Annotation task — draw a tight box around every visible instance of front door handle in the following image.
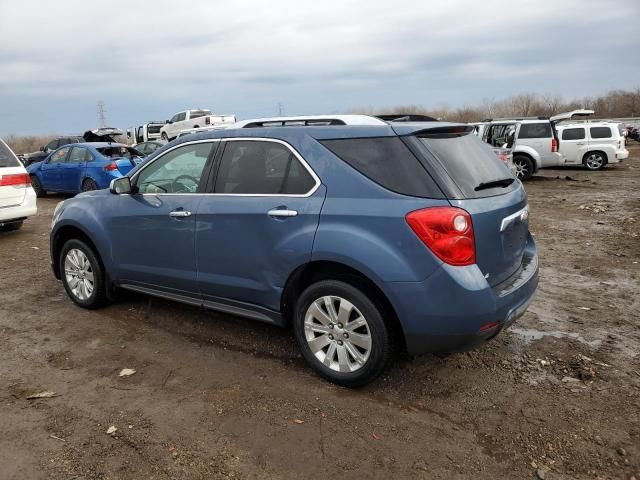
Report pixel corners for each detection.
[169,210,192,218]
[268,209,298,218]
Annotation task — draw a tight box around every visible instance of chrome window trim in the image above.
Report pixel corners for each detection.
[130,137,321,198]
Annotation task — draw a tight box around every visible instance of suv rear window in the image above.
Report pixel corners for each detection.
[320,137,442,198]
[518,123,552,139]
[0,141,20,167]
[416,130,515,198]
[590,126,612,139]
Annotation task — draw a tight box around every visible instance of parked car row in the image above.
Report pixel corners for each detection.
[473,110,629,180]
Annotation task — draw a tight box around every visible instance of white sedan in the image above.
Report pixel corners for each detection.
[0,137,37,232]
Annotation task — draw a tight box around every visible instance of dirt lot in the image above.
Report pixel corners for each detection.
[1,146,639,480]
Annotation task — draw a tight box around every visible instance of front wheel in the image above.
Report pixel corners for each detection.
[293,280,391,387]
[583,152,606,170]
[513,155,534,181]
[60,239,107,309]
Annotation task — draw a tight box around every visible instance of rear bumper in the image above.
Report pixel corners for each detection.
[0,188,37,223]
[386,235,539,355]
[614,149,629,161]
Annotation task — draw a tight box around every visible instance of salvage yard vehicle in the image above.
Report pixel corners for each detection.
[160,109,236,142]
[479,109,594,180]
[21,135,84,167]
[129,121,167,143]
[555,122,629,170]
[27,142,143,195]
[133,140,164,156]
[0,137,37,232]
[49,115,538,387]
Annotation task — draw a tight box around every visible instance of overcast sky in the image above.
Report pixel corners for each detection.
[1,0,639,135]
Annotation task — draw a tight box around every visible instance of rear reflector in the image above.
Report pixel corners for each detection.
[551,138,558,152]
[0,173,31,187]
[479,321,500,332]
[406,207,476,266]
[104,162,118,171]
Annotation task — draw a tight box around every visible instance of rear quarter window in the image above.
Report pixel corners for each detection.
[320,137,443,198]
[562,128,586,140]
[0,141,20,167]
[590,126,612,139]
[518,123,552,139]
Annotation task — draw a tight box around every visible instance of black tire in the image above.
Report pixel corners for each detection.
[161,132,169,142]
[0,222,23,232]
[59,239,107,309]
[513,155,534,181]
[293,280,392,387]
[81,178,98,192]
[583,151,607,170]
[31,175,46,197]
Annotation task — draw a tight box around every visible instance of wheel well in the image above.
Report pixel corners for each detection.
[281,261,406,350]
[583,150,608,164]
[51,226,103,279]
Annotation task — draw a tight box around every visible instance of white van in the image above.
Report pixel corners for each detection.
[556,122,629,170]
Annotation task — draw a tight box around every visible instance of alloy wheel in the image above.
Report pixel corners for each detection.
[304,296,372,373]
[64,248,95,301]
[585,153,604,169]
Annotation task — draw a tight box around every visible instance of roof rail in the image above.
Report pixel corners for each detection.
[233,115,388,129]
[375,114,438,122]
[483,116,549,122]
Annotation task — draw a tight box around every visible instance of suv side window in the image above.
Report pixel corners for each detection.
[321,137,441,198]
[177,112,187,122]
[561,128,585,140]
[214,140,316,195]
[136,142,214,194]
[518,123,552,139]
[590,126,612,139]
[68,147,93,163]
[49,147,71,164]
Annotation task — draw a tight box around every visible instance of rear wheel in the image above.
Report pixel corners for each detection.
[81,178,98,192]
[31,175,45,197]
[583,151,606,170]
[293,280,391,387]
[60,239,107,309]
[0,221,23,232]
[513,155,534,181]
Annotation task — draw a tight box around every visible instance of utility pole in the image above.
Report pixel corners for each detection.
[277,102,284,116]
[97,101,107,127]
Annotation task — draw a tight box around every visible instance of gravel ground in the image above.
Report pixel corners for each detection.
[0,145,639,479]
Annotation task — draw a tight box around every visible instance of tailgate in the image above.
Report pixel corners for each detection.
[452,185,529,287]
[0,167,28,208]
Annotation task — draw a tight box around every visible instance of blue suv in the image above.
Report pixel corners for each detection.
[50,116,538,387]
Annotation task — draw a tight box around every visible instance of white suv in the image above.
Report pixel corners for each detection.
[556,122,629,170]
[0,138,37,232]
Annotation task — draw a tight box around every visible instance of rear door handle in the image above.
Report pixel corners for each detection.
[169,210,192,218]
[268,209,298,218]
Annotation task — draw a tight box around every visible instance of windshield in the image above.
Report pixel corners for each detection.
[97,146,142,159]
[416,131,516,198]
[0,140,21,167]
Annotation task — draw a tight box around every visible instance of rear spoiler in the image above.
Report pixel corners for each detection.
[410,125,474,137]
[376,114,438,122]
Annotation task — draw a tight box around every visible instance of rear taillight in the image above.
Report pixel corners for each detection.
[551,138,558,152]
[497,154,508,163]
[406,207,476,266]
[0,173,31,187]
[104,162,118,171]
[205,117,211,125]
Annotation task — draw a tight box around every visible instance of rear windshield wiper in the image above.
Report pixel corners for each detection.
[474,178,515,191]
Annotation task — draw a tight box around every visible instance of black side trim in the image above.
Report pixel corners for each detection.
[119,283,284,326]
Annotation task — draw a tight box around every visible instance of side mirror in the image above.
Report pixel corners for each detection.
[110,177,132,195]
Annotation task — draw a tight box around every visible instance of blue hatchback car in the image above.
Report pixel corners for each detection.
[27,142,143,196]
[49,116,538,387]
